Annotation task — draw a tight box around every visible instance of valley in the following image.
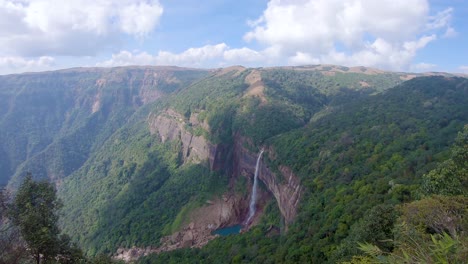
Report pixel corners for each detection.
[0,65,466,263]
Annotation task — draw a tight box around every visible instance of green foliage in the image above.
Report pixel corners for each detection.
[11,173,63,262]
[333,205,397,262]
[139,200,283,264]
[0,67,207,186]
[261,68,403,98]
[234,100,305,144]
[60,123,228,255]
[348,126,468,264]
[1,66,467,264]
[164,200,201,235]
[10,173,85,263]
[398,195,467,238]
[421,124,468,196]
[357,195,468,264]
[0,188,30,264]
[140,76,466,263]
[265,76,467,262]
[340,255,374,264]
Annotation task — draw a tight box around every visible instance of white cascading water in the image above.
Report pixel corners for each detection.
[246,149,264,224]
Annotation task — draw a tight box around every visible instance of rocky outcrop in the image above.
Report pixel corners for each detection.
[148,109,231,171]
[148,109,212,164]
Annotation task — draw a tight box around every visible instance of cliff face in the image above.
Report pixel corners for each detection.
[148,109,231,171]
[148,110,302,226]
[232,136,301,225]
[148,109,212,164]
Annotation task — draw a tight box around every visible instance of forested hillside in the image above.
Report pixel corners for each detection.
[0,66,208,186]
[0,65,466,263]
[141,74,468,263]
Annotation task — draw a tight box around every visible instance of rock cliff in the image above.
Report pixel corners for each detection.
[232,135,301,225]
[148,109,302,226]
[148,109,212,164]
[116,84,304,261]
[148,109,231,171]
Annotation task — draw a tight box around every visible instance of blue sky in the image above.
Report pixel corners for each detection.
[0,0,466,75]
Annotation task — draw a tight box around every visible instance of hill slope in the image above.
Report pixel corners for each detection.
[0,65,466,263]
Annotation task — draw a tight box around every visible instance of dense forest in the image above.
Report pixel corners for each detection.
[0,65,466,263]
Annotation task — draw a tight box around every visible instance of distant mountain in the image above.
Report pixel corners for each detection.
[0,65,466,263]
[0,66,208,186]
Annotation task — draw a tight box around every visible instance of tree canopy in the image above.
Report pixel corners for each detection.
[9,173,83,264]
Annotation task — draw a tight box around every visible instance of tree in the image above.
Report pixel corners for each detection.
[10,173,83,264]
[354,196,468,264]
[0,188,29,264]
[421,124,468,196]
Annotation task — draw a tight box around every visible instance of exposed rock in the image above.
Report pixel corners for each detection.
[114,194,250,262]
[127,108,303,261]
[148,109,212,164]
[232,135,301,226]
[182,231,194,247]
[148,110,302,226]
[148,109,230,171]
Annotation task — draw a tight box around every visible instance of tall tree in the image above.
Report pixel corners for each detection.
[10,173,68,264]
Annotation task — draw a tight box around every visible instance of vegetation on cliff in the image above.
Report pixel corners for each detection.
[139,76,468,263]
[0,66,466,263]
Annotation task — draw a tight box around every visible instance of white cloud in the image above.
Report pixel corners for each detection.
[3,0,455,74]
[118,2,164,37]
[0,0,163,57]
[443,27,457,38]
[410,62,437,72]
[459,66,468,74]
[98,44,230,68]
[426,8,453,31]
[0,56,55,74]
[288,52,319,65]
[156,44,228,66]
[223,48,264,63]
[98,45,268,68]
[96,50,157,67]
[243,0,454,70]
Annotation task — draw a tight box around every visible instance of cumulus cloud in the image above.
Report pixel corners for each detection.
[3,0,456,74]
[101,0,455,70]
[97,44,267,68]
[0,56,55,74]
[0,0,163,57]
[156,44,228,66]
[243,0,454,70]
[223,48,264,63]
[96,50,157,67]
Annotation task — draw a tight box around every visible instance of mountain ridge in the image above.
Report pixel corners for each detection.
[0,65,466,263]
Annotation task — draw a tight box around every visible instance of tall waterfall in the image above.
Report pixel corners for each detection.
[246,149,264,224]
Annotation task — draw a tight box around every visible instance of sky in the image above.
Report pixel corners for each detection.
[0,0,467,75]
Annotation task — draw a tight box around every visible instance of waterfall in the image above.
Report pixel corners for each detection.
[246,149,264,224]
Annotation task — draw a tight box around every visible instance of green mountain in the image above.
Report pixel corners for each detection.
[0,65,466,263]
